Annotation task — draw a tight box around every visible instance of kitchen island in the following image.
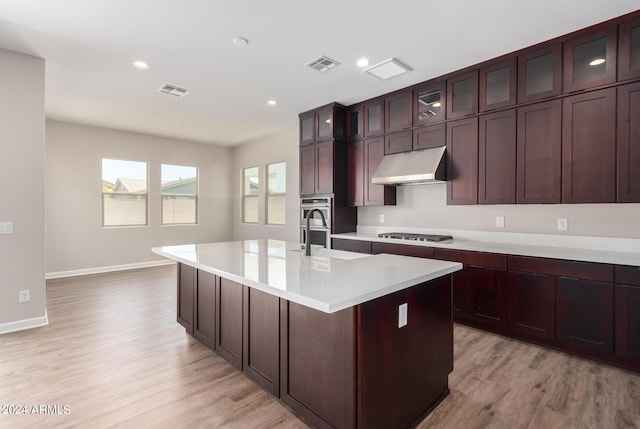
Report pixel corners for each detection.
[153,239,462,429]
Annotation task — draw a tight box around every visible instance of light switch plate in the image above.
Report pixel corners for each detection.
[0,222,13,234]
[398,303,408,328]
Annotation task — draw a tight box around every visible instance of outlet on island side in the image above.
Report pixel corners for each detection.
[398,303,408,328]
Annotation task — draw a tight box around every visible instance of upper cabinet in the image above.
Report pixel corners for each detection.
[518,44,562,103]
[563,26,617,92]
[299,111,315,146]
[413,80,446,127]
[346,103,364,141]
[299,103,346,145]
[617,82,640,203]
[385,89,413,132]
[480,58,517,112]
[363,98,384,137]
[447,70,478,119]
[618,17,640,81]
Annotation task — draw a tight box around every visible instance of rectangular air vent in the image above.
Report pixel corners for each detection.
[363,58,411,80]
[307,55,340,73]
[158,83,190,97]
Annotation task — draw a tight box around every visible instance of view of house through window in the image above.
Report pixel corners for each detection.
[243,167,259,223]
[102,159,148,227]
[267,162,286,225]
[162,164,197,224]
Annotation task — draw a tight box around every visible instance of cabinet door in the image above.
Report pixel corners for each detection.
[364,137,396,206]
[617,82,640,202]
[299,111,315,145]
[194,270,216,349]
[413,123,445,151]
[216,277,243,369]
[315,140,334,195]
[507,271,555,341]
[331,238,372,254]
[315,105,334,142]
[433,249,466,320]
[478,109,516,204]
[299,145,315,196]
[556,277,613,355]
[466,266,508,329]
[347,104,364,141]
[480,58,517,112]
[371,242,434,258]
[346,140,364,206]
[517,100,562,204]
[447,70,478,119]
[615,266,640,362]
[384,130,412,155]
[364,98,384,137]
[243,287,280,396]
[619,18,640,81]
[413,80,446,126]
[562,88,616,203]
[177,263,195,334]
[385,89,412,132]
[446,117,478,205]
[518,44,562,103]
[563,26,617,92]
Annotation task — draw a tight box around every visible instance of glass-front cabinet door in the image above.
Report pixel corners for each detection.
[315,106,333,142]
[447,70,478,119]
[299,111,314,145]
[480,58,517,111]
[413,80,446,126]
[518,44,562,103]
[619,17,640,81]
[564,26,617,92]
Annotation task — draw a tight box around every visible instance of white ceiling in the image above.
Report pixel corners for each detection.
[0,1,637,147]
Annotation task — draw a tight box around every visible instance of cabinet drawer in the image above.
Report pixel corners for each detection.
[332,238,372,254]
[434,248,506,269]
[508,256,613,283]
[617,265,640,286]
[371,242,434,258]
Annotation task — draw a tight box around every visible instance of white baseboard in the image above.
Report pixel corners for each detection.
[45,260,175,280]
[0,311,49,335]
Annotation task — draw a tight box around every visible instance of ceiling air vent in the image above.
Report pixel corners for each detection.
[363,58,411,80]
[307,55,340,73]
[157,83,190,97]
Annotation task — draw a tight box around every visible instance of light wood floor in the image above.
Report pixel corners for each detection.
[1,265,639,429]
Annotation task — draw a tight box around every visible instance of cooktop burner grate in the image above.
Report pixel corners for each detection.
[377,232,453,242]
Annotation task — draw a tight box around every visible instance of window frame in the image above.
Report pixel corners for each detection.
[242,166,260,224]
[161,164,198,226]
[101,158,149,228]
[266,161,287,226]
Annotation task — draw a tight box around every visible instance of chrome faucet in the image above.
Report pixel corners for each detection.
[305,208,328,256]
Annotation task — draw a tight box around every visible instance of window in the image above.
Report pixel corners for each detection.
[161,164,197,225]
[243,166,259,223]
[267,162,286,225]
[102,159,147,227]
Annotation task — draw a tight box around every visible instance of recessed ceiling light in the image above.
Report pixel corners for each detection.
[267,100,277,106]
[357,58,370,68]
[233,37,249,47]
[133,60,149,70]
[589,58,606,66]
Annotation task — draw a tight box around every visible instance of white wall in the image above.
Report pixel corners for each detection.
[45,120,233,274]
[232,125,299,242]
[358,184,640,239]
[0,49,46,330]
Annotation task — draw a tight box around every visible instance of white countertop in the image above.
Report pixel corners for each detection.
[332,230,640,267]
[152,240,462,313]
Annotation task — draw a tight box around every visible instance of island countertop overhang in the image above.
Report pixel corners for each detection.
[152,239,462,313]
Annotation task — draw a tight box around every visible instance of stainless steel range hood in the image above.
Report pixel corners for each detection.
[371,145,446,185]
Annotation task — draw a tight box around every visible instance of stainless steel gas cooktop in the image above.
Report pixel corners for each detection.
[377,232,453,242]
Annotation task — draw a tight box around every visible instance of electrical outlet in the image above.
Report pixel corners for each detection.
[379,214,385,223]
[398,303,408,328]
[557,218,568,231]
[19,289,30,303]
[496,216,505,228]
[0,222,13,234]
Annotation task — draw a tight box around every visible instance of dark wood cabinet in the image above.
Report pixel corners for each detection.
[194,270,216,349]
[413,123,446,151]
[331,238,372,254]
[364,98,384,137]
[413,80,446,126]
[346,103,364,141]
[617,82,640,202]
[364,137,396,206]
[507,270,555,341]
[300,140,346,200]
[346,140,364,206]
[615,265,640,364]
[243,286,280,396]
[216,277,243,369]
[563,26,617,92]
[480,58,517,112]
[371,242,434,258]
[385,89,413,132]
[447,70,478,119]
[517,100,562,204]
[518,43,562,103]
[177,263,195,334]
[314,140,334,195]
[446,117,478,205]
[556,277,614,355]
[384,130,412,155]
[562,88,616,203]
[466,265,508,329]
[299,103,346,145]
[478,109,516,204]
[299,144,315,196]
[619,17,640,81]
[299,111,315,146]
